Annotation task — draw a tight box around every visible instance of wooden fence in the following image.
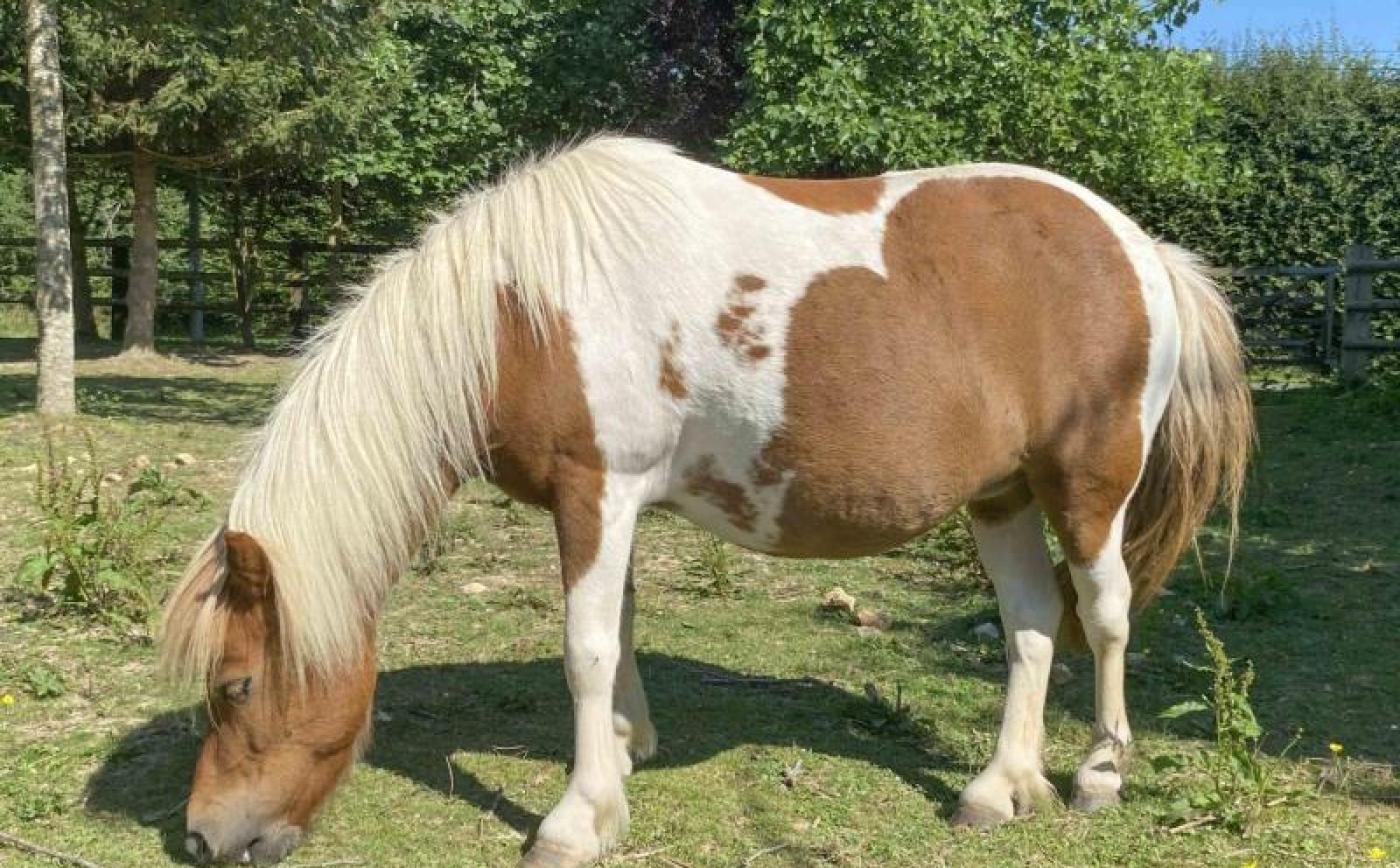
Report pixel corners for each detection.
[0,236,393,346]
[1221,244,1400,384]
[2,237,1398,383]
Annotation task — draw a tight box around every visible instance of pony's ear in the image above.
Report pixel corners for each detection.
[223,531,272,597]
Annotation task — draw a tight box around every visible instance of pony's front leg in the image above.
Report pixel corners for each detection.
[955,502,1062,827]
[613,561,656,770]
[524,471,643,868]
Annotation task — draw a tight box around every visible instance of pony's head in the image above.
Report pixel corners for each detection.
[162,531,376,865]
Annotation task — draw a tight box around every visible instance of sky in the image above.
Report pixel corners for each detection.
[1168,0,1400,54]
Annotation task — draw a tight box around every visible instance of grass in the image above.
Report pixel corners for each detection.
[1,347,1397,867]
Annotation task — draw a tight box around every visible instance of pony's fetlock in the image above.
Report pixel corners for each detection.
[1072,736,1129,812]
[534,779,629,867]
[955,762,1055,827]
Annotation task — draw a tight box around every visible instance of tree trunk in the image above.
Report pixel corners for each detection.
[123,148,158,353]
[66,172,97,340]
[25,0,76,415]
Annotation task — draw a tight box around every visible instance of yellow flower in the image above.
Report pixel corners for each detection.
[1328,741,1344,755]
[1242,860,1259,868]
[1369,847,1387,861]
[0,693,14,706]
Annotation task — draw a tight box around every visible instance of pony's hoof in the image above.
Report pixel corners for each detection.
[520,839,593,868]
[1070,787,1122,813]
[627,719,658,764]
[952,802,1012,829]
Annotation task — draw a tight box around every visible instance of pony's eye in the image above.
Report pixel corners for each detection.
[222,676,253,704]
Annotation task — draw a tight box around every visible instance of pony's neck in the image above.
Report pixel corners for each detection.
[223,136,684,679]
[227,229,490,678]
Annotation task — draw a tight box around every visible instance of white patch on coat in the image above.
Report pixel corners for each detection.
[566,162,910,550]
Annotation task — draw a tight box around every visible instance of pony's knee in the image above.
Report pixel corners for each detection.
[1068,541,1133,649]
[1075,587,1130,648]
[565,632,622,689]
[1006,625,1056,666]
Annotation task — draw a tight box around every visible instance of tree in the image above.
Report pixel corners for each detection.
[324,0,721,236]
[25,0,75,415]
[1128,40,1400,266]
[42,0,406,351]
[721,0,1217,196]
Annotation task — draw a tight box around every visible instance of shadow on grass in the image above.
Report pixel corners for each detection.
[0,336,294,365]
[1,336,284,423]
[0,373,277,423]
[0,336,121,364]
[85,654,960,861]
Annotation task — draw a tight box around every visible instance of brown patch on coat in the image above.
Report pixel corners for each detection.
[743,175,885,215]
[684,455,758,532]
[486,290,605,589]
[185,531,377,859]
[717,274,772,364]
[659,323,688,399]
[735,274,766,294]
[761,175,1149,560]
[749,436,787,488]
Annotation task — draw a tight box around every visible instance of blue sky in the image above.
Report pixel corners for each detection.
[1168,0,1400,53]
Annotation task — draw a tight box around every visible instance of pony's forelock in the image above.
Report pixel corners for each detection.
[159,530,229,687]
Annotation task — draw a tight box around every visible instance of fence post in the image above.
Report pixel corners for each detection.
[232,234,257,349]
[288,240,310,340]
[110,238,129,341]
[1340,243,1374,386]
[187,178,205,344]
[328,179,344,290]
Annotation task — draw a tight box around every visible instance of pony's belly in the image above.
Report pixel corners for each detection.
[660,448,960,558]
[761,487,954,558]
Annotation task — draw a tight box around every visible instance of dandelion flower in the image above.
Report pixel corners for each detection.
[1368,847,1387,861]
[1243,860,1259,868]
[1328,741,1344,755]
[0,693,13,706]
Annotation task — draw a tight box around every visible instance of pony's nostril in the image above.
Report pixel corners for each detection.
[185,831,212,863]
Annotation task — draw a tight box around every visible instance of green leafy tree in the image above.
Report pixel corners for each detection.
[721,0,1218,196]
[1129,40,1400,266]
[326,0,658,235]
[0,0,408,350]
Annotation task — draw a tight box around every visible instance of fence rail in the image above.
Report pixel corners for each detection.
[2,237,1397,383]
[1206,243,1399,383]
[0,235,393,345]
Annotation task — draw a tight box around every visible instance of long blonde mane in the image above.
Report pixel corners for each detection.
[160,136,685,684]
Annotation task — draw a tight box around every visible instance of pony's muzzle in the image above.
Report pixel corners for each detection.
[185,820,302,864]
[185,830,213,863]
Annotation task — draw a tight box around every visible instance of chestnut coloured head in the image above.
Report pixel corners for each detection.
[182,532,376,865]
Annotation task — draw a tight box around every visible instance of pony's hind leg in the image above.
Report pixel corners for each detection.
[524,471,645,868]
[954,492,1062,827]
[1063,513,1134,811]
[1026,429,1143,814]
[613,560,656,771]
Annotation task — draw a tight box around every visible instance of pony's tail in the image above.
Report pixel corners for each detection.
[1059,244,1253,649]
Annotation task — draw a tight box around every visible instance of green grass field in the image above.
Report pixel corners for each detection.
[1,341,1396,867]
